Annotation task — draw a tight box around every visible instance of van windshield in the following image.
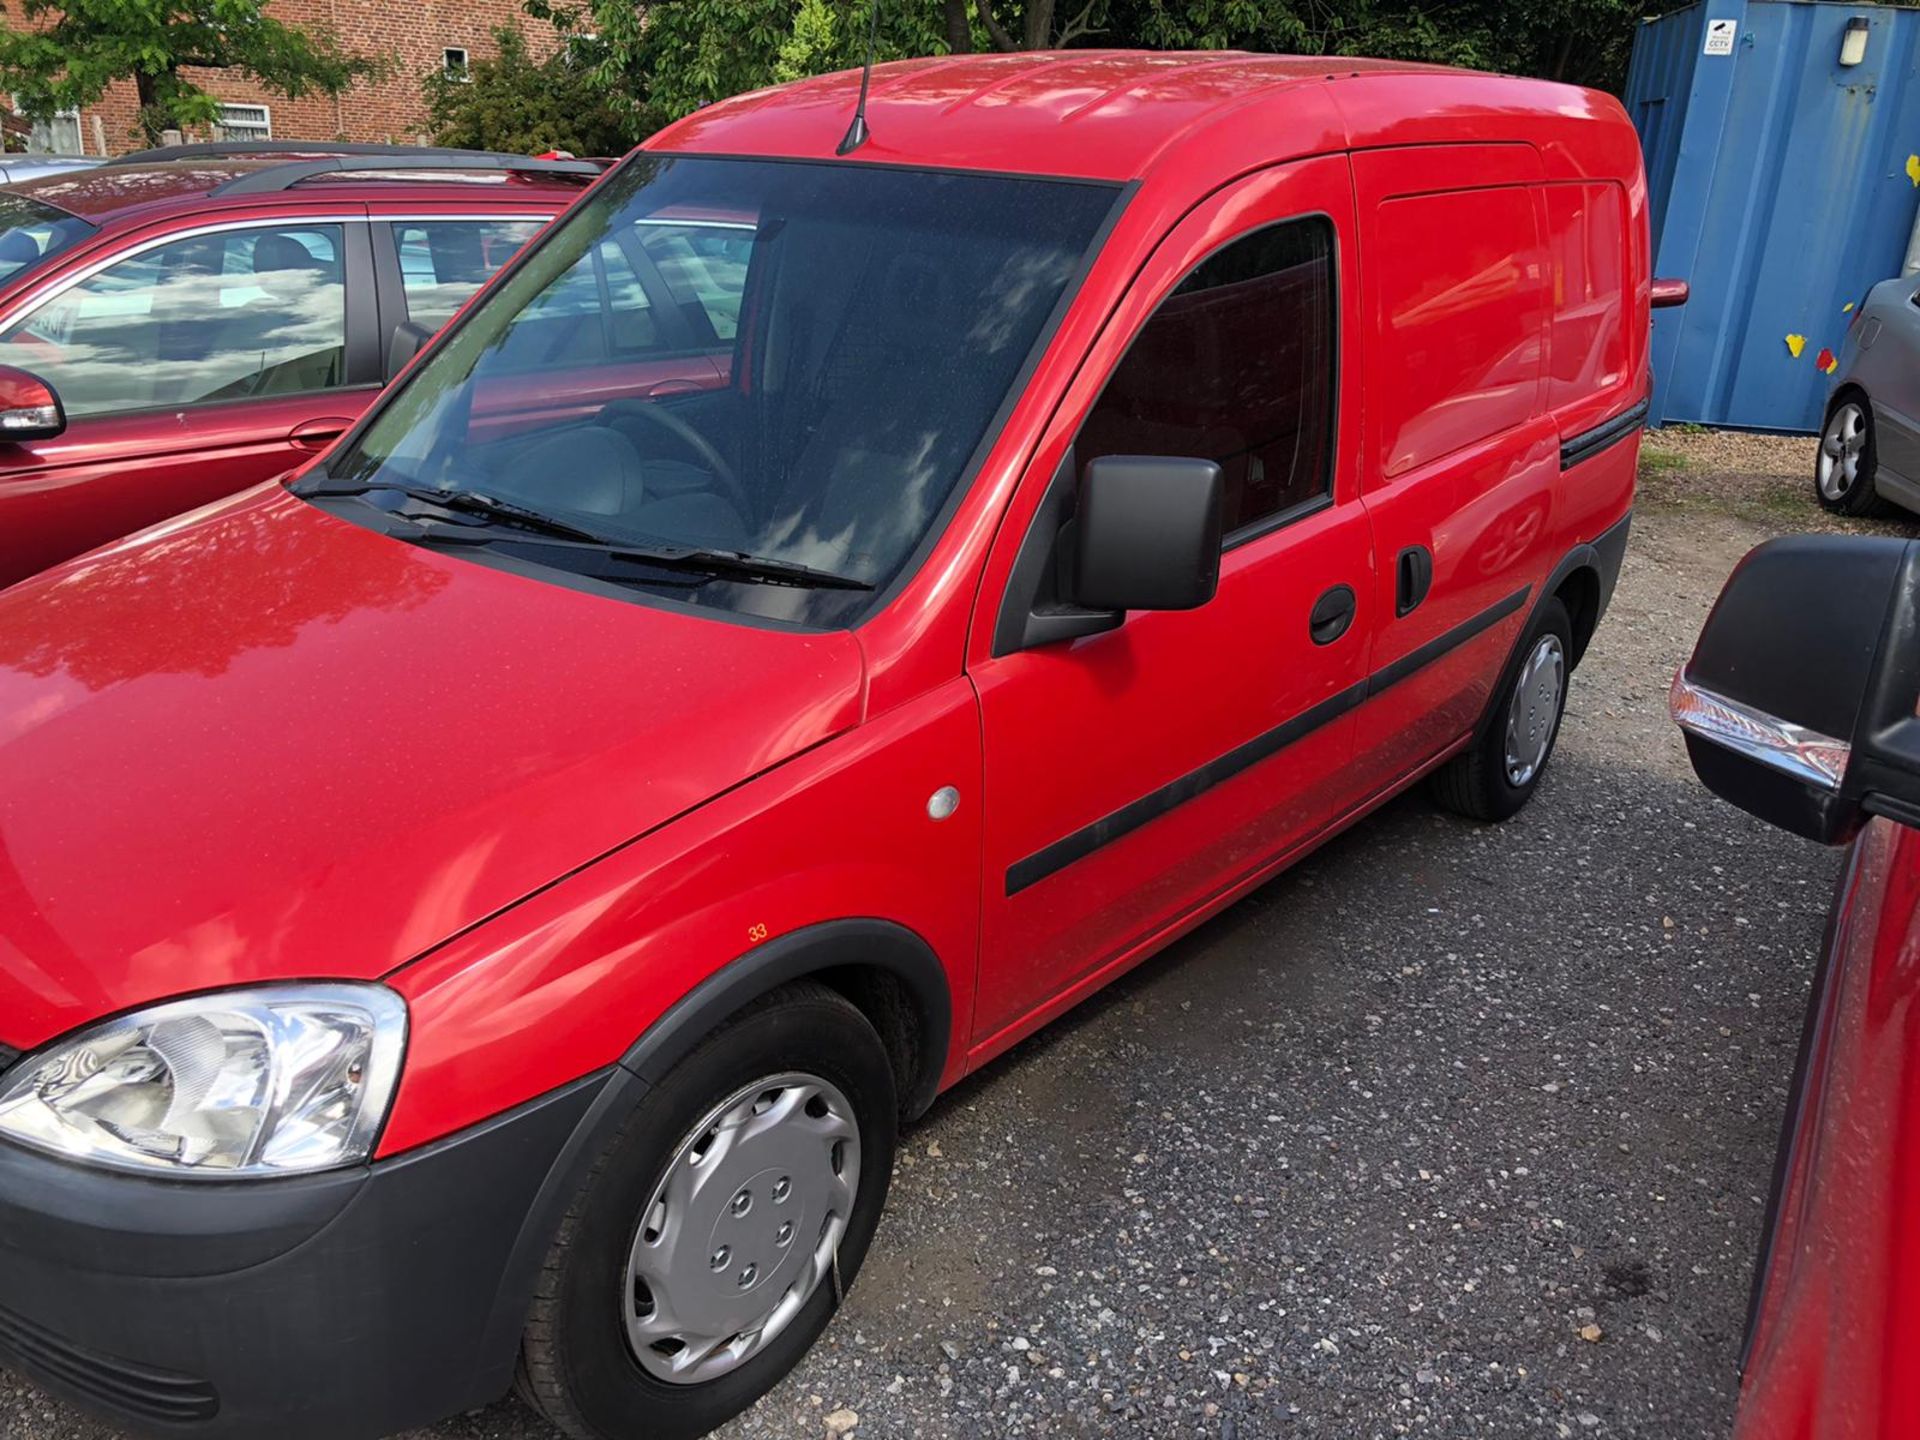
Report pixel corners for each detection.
[318,155,1119,626]
[0,193,96,287]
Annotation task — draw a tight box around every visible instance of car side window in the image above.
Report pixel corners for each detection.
[392,219,545,330]
[486,220,753,370]
[636,221,752,343]
[0,223,349,418]
[1077,216,1337,538]
[490,237,661,369]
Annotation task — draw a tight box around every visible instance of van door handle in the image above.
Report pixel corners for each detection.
[288,417,353,451]
[1309,584,1357,645]
[1396,546,1433,616]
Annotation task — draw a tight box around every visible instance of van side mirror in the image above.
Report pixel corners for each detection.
[0,364,65,442]
[1071,455,1224,613]
[1671,535,1920,843]
[385,320,435,381]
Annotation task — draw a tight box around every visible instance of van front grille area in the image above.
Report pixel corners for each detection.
[0,1301,219,1424]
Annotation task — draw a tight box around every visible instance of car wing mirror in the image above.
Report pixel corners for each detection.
[1671,535,1920,843]
[385,320,435,382]
[0,364,65,442]
[1070,455,1224,613]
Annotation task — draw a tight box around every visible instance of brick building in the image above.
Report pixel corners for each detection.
[6,0,563,156]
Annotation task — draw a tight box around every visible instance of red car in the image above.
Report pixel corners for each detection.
[0,54,1660,1440]
[0,142,610,587]
[1673,535,1920,1440]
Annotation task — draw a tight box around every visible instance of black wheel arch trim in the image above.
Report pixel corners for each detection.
[614,918,952,1117]
[1466,510,1632,741]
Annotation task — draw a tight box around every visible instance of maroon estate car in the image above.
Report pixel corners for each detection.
[0,143,617,587]
[1672,534,1920,1440]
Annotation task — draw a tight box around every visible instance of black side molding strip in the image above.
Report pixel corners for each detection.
[1005,682,1367,896]
[1561,397,1650,471]
[1005,584,1531,896]
[1366,586,1529,697]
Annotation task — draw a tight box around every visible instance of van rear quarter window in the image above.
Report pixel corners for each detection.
[1370,185,1548,478]
[1542,182,1630,415]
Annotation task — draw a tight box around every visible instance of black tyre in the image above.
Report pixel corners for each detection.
[518,982,897,1440]
[1815,393,1890,517]
[1430,595,1572,822]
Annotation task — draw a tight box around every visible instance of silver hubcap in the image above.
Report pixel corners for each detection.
[1503,634,1565,787]
[624,1072,860,1385]
[1819,402,1867,499]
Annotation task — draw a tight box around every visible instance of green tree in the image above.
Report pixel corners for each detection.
[528,0,948,131]
[0,0,386,146]
[527,0,1663,126]
[425,25,641,156]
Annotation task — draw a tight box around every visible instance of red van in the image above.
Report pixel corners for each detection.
[0,54,1655,1440]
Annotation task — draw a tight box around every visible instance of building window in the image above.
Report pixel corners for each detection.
[26,109,85,156]
[215,103,272,142]
[443,48,471,80]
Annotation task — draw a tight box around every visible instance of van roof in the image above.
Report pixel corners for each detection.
[649,50,1621,183]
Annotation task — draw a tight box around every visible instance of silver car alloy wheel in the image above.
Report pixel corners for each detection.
[624,1072,861,1385]
[1818,400,1868,501]
[1503,634,1566,787]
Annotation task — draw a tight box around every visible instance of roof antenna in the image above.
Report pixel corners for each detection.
[837,0,882,155]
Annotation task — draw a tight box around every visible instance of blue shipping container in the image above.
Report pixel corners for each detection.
[1625,0,1920,432]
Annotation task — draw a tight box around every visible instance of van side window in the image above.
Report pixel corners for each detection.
[1077,216,1336,538]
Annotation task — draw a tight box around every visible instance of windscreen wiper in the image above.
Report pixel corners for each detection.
[604,543,874,591]
[379,515,872,592]
[298,478,871,591]
[295,479,608,544]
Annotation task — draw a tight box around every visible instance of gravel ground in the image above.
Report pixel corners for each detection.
[5,429,1906,1440]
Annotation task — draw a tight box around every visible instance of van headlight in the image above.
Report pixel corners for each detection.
[0,985,406,1177]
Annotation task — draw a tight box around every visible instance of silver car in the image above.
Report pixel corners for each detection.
[1819,274,1920,519]
[0,155,105,184]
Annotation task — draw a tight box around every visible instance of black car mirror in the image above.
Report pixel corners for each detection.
[1070,455,1224,613]
[385,321,435,381]
[1671,535,1920,843]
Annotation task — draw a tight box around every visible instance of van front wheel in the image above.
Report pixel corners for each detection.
[517,982,897,1440]
[1430,596,1572,822]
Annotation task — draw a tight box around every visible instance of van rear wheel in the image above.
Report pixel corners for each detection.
[517,982,897,1440]
[1430,596,1572,822]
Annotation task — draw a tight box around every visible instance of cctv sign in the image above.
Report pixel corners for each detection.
[1703,18,1738,55]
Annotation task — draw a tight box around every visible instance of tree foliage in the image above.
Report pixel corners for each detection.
[425,25,641,157]
[0,0,385,145]
[531,0,1654,136]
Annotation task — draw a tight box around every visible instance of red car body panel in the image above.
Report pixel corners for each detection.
[1734,817,1920,1440]
[0,57,1648,1171]
[0,176,578,588]
[0,485,865,1049]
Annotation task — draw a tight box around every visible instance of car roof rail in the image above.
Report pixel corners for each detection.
[200,152,609,196]
[113,139,603,167]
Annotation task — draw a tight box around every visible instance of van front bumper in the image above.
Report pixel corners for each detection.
[0,1071,613,1439]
